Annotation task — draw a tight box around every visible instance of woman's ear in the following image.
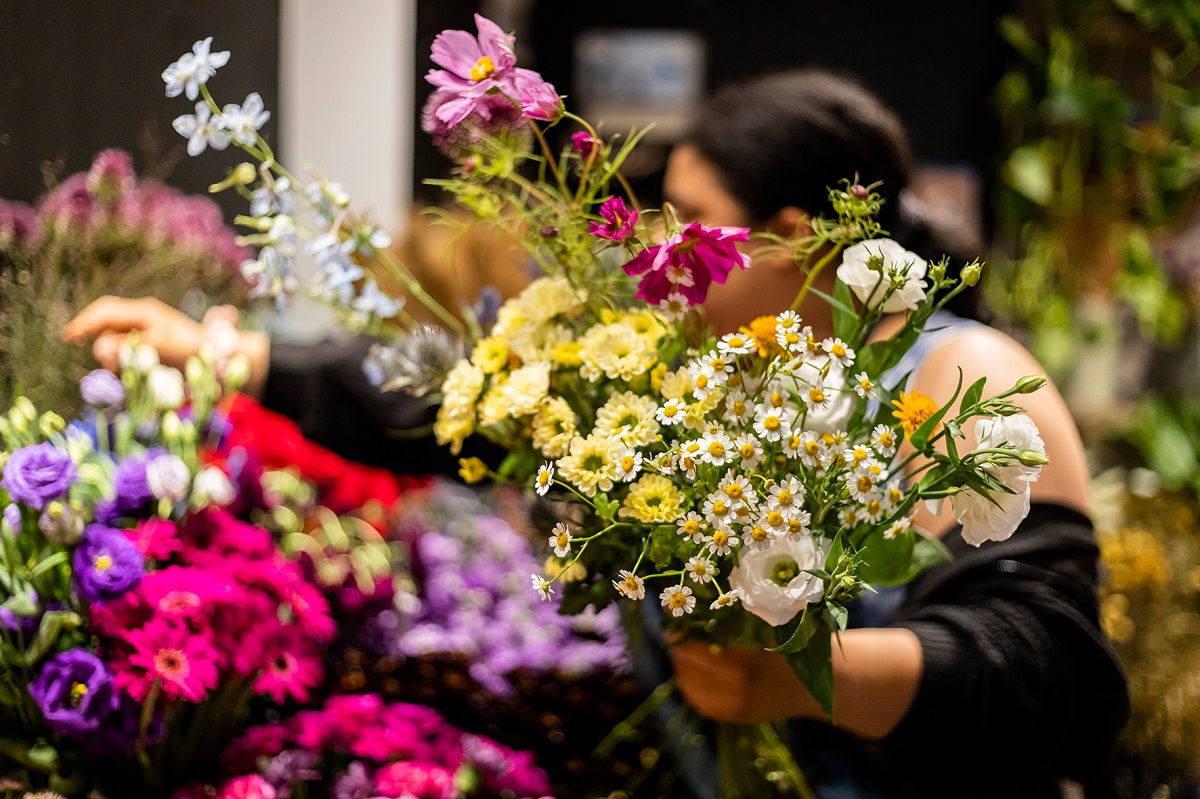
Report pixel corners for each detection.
[764,206,811,239]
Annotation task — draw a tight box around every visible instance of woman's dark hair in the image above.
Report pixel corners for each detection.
[681,68,986,319]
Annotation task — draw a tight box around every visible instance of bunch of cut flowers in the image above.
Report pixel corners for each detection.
[0,148,247,416]
[168,18,1052,795]
[0,345,335,798]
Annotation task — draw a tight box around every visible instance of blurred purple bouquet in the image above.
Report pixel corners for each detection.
[178,692,552,799]
[0,149,246,415]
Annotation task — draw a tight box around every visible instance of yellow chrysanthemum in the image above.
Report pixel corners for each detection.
[477,377,510,427]
[891,390,940,437]
[620,474,685,524]
[532,397,577,459]
[502,362,551,418]
[552,340,583,367]
[594,391,661,448]
[458,457,487,484]
[470,335,510,375]
[744,316,780,357]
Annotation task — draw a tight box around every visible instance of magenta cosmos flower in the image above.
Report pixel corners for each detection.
[425,14,558,127]
[622,222,751,305]
[588,197,638,242]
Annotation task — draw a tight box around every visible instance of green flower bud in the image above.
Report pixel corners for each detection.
[161,411,183,446]
[929,259,948,283]
[223,354,251,393]
[209,162,258,193]
[77,463,107,486]
[185,356,208,388]
[14,397,37,424]
[8,407,29,433]
[38,412,66,439]
[866,254,885,272]
[1015,375,1047,394]
[1017,449,1050,467]
[960,262,982,287]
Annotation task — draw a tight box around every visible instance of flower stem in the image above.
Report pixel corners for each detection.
[790,243,843,312]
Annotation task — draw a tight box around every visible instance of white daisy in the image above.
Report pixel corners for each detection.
[847,444,876,471]
[722,390,753,427]
[659,291,689,321]
[665,262,695,286]
[686,556,717,584]
[785,510,813,540]
[689,363,717,399]
[846,470,881,503]
[698,429,735,467]
[531,574,554,601]
[796,431,825,469]
[704,528,739,556]
[744,522,773,550]
[656,398,686,426]
[775,311,802,332]
[760,509,789,538]
[535,463,555,496]
[752,405,793,442]
[821,337,856,368]
[871,424,899,457]
[718,332,754,356]
[613,569,647,600]
[853,371,876,399]
[717,473,755,508]
[838,507,863,530]
[549,522,573,557]
[614,448,644,481]
[800,379,832,413]
[882,480,906,511]
[734,434,764,470]
[651,450,679,475]
[710,589,741,610]
[660,584,697,617]
[677,512,707,544]
[780,431,806,460]
[885,515,914,539]
[767,477,806,518]
[860,498,886,524]
[702,493,738,531]
[701,352,734,380]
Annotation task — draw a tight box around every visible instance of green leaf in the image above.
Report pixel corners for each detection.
[28,552,68,580]
[960,376,986,413]
[24,611,69,665]
[766,607,819,655]
[856,528,953,586]
[1004,145,1055,206]
[806,285,858,319]
[832,280,857,342]
[1,592,38,616]
[910,368,963,452]
[785,617,834,720]
[829,604,849,632]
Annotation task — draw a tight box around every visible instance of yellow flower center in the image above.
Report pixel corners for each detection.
[732,400,747,416]
[683,520,701,536]
[766,511,784,527]
[711,358,727,372]
[623,576,640,592]
[711,499,730,517]
[538,471,551,486]
[776,490,793,507]
[621,456,636,471]
[787,435,802,450]
[70,682,88,706]
[711,531,729,547]
[675,237,699,255]
[770,391,785,408]
[878,431,895,448]
[832,343,846,357]
[889,488,904,504]
[857,476,875,494]
[860,378,872,390]
[694,373,709,390]
[662,404,679,417]
[751,525,769,542]
[728,336,746,348]
[787,519,805,534]
[470,56,496,81]
[739,443,756,459]
[555,533,570,548]
[764,416,781,431]
[866,500,883,516]
[94,554,113,573]
[804,441,820,456]
[707,441,726,458]
[668,592,689,609]
[844,512,859,526]
[809,388,825,404]
[784,332,800,345]
[724,483,744,500]
[685,442,702,455]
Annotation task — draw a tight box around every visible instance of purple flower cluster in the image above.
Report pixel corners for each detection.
[383,487,627,696]
[1,442,77,509]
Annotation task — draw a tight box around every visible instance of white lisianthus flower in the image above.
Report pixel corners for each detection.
[951,414,1046,546]
[192,466,236,508]
[147,365,186,410]
[729,536,825,627]
[836,238,928,313]
[146,454,190,502]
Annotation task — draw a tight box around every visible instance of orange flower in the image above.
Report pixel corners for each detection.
[744,316,780,357]
[891,390,940,437]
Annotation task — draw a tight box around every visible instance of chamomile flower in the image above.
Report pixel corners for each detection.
[744,522,773,550]
[614,570,646,600]
[665,262,695,287]
[651,450,679,475]
[885,515,914,539]
[677,452,700,481]
[686,556,717,584]
[734,434,764,469]
[705,528,738,556]
[764,383,789,410]
[846,471,882,503]
[799,326,823,358]
[535,463,555,496]
[702,493,738,531]
[871,424,899,457]
[614,449,644,481]
[718,332,754,356]
[821,337,855,367]
[717,473,755,508]
[657,398,686,426]
[549,523,573,557]
[658,291,689,321]
[785,511,813,540]
[838,507,863,530]
[753,405,793,442]
[776,310,802,332]
[861,498,886,524]
[660,584,697,617]
[701,353,734,380]
[861,461,888,483]
[689,363,717,400]
[882,480,906,511]
[722,390,753,427]
[699,429,735,467]
[820,437,849,471]
[781,432,806,460]
[796,431,824,468]
[801,379,832,413]
[760,509,789,538]
[847,444,876,471]
[776,325,805,354]
[853,372,876,399]
[677,512,707,544]
[710,589,741,610]
[531,574,554,601]
[767,477,806,518]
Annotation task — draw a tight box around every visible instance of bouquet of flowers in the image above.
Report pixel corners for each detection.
[167,19,1051,794]
[0,348,336,797]
[0,149,247,416]
[182,693,552,799]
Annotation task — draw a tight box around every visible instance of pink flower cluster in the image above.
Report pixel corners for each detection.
[622,222,751,306]
[201,694,552,799]
[91,508,334,706]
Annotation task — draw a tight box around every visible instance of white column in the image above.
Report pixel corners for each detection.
[276,0,416,339]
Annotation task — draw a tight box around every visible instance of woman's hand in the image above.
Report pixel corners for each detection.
[671,639,817,724]
[62,296,271,398]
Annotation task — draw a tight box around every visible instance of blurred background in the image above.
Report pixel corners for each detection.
[3,1,1200,795]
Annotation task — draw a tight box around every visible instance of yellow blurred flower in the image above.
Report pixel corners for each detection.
[458,457,487,484]
[471,335,510,375]
[891,390,939,437]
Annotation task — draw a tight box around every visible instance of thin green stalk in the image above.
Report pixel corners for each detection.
[790,243,843,311]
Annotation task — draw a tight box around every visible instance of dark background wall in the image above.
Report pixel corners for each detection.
[414,0,1013,209]
[0,0,280,218]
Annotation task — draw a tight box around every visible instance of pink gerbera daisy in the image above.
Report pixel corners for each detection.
[123,619,220,703]
[622,222,750,306]
[238,620,324,704]
[136,566,234,622]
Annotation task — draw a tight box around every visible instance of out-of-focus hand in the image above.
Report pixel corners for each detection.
[62,296,270,398]
[670,638,817,724]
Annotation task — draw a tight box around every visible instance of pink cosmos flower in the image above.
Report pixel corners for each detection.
[123,518,183,561]
[217,774,276,799]
[123,619,220,702]
[374,762,456,799]
[622,222,751,306]
[588,197,638,242]
[511,70,562,121]
[424,14,552,128]
[237,620,324,704]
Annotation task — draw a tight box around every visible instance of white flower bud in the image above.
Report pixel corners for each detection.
[147,365,186,410]
[121,343,160,375]
[223,354,251,392]
[192,466,235,507]
[146,453,190,503]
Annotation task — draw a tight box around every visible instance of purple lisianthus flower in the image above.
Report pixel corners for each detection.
[73,524,145,603]
[80,370,125,408]
[97,449,163,523]
[571,131,600,160]
[588,197,639,243]
[1,442,77,510]
[28,649,120,739]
